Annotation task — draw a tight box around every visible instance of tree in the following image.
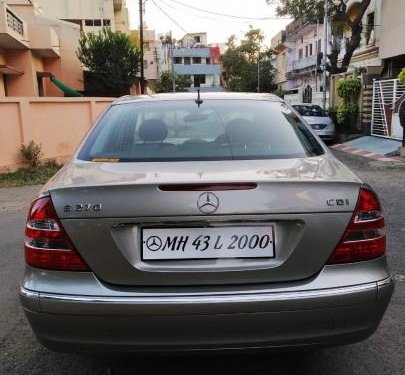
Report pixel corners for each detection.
[219,28,276,92]
[77,28,141,97]
[154,72,192,93]
[272,0,372,74]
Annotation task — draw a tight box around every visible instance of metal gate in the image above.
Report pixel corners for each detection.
[371,79,405,139]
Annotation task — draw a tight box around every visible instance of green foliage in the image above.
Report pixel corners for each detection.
[398,68,405,86]
[0,165,61,188]
[272,0,372,74]
[336,78,362,102]
[219,28,276,92]
[336,78,361,126]
[21,141,42,168]
[154,72,192,93]
[337,103,359,125]
[77,28,141,97]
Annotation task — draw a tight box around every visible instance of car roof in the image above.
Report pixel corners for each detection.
[292,103,323,107]
[112,92,283,106]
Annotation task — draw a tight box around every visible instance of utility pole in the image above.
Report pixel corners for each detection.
[322,0,328,111]
[170,31,176,92]
[139,0,145,94]
[257,56,260,93]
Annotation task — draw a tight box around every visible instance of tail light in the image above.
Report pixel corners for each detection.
[327,187,386,264]
[24,196,89,271]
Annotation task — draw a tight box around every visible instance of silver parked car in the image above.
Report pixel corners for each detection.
[292,103,336,141]
[20,93,393,352]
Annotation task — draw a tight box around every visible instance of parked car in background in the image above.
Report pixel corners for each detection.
[20,93,393,353]
[293,103,336,142]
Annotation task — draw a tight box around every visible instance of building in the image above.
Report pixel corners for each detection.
[0,0,83,97]
[130,28,159,84]
[172,32,223,92]
[274,19,325,105]
[270,30,288,92]
[33,0,130,34]
[380,0,405,78]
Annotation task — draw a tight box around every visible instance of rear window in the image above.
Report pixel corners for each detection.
[293,104,328,117]
[78,99,324,162]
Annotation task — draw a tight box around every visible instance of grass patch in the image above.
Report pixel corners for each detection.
[0,165,61,188]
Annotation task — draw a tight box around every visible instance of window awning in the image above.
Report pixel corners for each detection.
[0,64,23,75]
[49,75,83,97]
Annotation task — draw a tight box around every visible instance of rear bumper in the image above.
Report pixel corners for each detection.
[20,274,394,352]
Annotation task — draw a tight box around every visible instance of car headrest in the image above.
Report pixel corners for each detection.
[226,118,256,144]
[138,119,168,142]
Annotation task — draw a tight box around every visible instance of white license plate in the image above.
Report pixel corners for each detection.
[142,226,275,260]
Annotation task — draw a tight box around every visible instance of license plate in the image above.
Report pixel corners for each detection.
[142,226,275,260]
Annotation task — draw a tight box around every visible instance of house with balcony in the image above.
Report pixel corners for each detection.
[33,0,130,34]
[283,19,325,104]
[270,30,288,92]
[172,32,223,92]
[0,0,83,97]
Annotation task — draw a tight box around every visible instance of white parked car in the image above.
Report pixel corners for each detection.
[293,104,336,142]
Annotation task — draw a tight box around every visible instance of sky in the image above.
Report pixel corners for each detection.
[126,0,292,45]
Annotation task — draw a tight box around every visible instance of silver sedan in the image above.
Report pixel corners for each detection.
[20,93,393,352]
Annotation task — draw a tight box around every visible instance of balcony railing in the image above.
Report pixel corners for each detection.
[292,55,317,71]
[6,9,24,36]
[174,64,221,75]
[173,48,211,58]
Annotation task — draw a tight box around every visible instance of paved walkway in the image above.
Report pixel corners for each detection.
[331,136,405,164]
[0,185,41,212]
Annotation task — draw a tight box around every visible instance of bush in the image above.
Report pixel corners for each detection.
[336,78,361,102]
[20,141,42,167]
[398,68,405,86]
[336,78,361,129]
[337,103,359,126]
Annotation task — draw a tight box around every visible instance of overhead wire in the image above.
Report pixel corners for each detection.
[150,0,188,34]
[158,0,255,24]
[163,0,290,20]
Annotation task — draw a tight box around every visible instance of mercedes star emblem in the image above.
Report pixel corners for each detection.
[197,192,219,214]
[145,236,163,251]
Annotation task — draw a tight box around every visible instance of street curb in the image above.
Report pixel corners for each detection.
[331,144,405,164]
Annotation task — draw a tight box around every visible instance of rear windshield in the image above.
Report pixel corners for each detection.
[293,104,328,117]
[78,99,324,162]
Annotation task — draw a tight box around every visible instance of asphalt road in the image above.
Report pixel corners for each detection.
[0,151,404,375]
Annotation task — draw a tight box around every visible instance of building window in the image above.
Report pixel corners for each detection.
[302,85,313,103]
[206,57,211,64]
[366,12,375,45]
[309,43,313,56]
[194,36,201,43]
[103,19,111,26]
[298,48,303,59]
[193,57,201,64]
[94,19,102,26]
[174,57,182,64]
[193,74,205,87]
[85,19,94,26]
[305,45,308,57]
[184,57,191,65]
[143,60,148,69]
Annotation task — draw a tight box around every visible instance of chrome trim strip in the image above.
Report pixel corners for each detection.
[22,282,382,306]
[20,288,40,299]
[377,276,394,287]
